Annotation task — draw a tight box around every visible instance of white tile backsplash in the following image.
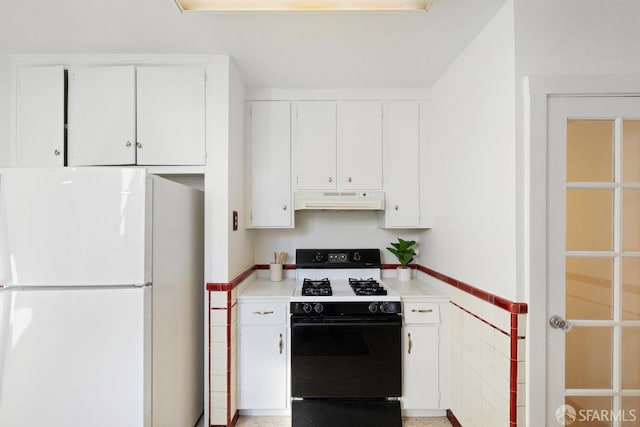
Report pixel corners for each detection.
[449,296,527,426]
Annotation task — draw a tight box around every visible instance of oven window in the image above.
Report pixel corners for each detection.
[291,317,401,398]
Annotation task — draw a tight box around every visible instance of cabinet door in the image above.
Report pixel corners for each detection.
[238,325,288,410]
[136,66,205,165]
[402,324,440,410]
[293,101,336,190]
[15,66,65,167]
[337,101,383,189]
[248,101,292,228]
[383,101,421,227]
[67,66,136,166]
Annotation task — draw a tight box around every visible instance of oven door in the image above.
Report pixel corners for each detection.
[291,315,402,398]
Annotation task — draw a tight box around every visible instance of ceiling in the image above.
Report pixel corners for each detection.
[0,0,507,88]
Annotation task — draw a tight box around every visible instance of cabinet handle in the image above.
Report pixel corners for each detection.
[394,205,399,211]
[411,309,433,313]
[328,177,333,183]
[54,149,61,156]
[348,177,352,183]
[278,333,283,354]
[283,205,287,211]
[125,141,132,147]
[253,311,274,315]
[136,142,143,149]
[408,332,412,355]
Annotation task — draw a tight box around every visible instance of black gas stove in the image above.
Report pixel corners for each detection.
[290,248,402,427]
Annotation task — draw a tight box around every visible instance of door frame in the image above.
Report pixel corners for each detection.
[525,75,640,427]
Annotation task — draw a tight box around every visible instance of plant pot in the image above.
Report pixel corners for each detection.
[396,267,411,281]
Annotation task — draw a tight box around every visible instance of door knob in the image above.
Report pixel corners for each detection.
[549,315,572,331]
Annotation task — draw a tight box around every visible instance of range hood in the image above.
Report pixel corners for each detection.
[294,191,385,211]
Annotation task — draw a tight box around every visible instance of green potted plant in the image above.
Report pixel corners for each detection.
[386,238,416,281]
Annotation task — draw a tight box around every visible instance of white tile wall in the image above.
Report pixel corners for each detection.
[449,294,527,426]
[209,273,256,427]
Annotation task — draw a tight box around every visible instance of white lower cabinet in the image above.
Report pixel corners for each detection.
[402,302,442,414]
[238,301,290,413]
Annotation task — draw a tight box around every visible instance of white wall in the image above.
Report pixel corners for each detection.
[421,0,517,300]
[514,0,640,78]
[0,53,9,166]
[227,61,254,278]
[252,211,421,265]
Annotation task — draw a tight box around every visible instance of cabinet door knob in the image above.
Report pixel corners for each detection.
[283,205,287,211]
[136,142,143,149]
[408,332,413,354]
[278,333,284,354]
[394,205,399,211]
[348,177,352,183]
[54,149,61,156]
[328,177,333,183]
[125,141,132,147]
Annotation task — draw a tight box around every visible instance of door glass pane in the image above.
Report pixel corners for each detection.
[565,396,612,426]
[566,257,613,320]
[623,120,640,182]
[622,396,640,426]
[566,189,614,251]
[623,257,640,320]
[623,189,640,251]
[567,119,614,182]
[622,327,640,389]
[566,327,612,389]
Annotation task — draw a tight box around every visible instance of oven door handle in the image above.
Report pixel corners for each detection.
[291,319,401,328]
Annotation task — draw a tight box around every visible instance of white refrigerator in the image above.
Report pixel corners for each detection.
[0,167,204,427]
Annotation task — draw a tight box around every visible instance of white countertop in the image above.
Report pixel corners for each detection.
[238,275,449,302]
[237,278,296,299]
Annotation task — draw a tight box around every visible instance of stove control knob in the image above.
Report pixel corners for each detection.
[313,303,324,314]
[368,303,379,313]
[315,253,324,262]
[379,302,390,313]
[353,252,361,261]
[302,303,313,314]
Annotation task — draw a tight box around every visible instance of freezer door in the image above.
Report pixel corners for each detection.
[0,287,150,427]
[0,168,150,286]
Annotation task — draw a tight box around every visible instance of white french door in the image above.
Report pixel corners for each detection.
[548,96,640,426]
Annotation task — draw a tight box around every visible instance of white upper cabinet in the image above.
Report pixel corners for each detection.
[67,65,205,167]
[67,66,136,166]
[293,100,383,191]
[136,66,205,165]
[293,101,337,190]
[15,66,65,167]
[337,101,383,190]
[379,101,425,228]
[247,101,293,228]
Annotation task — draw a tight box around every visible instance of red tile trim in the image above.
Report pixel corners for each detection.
[510,313,519,426]
[207,291,212,427]
[254,263,297,270]
[446,409,463,427]
[206,282,232,292]
[415,264,528,314]
[451,301,510,336]
[226,291,232,426]
[230,411,239,427]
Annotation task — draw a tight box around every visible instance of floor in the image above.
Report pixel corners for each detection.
[216,416,451,427]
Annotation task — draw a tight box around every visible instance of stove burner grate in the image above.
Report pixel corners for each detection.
[349,278,388,296]
[302,278,332,296]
